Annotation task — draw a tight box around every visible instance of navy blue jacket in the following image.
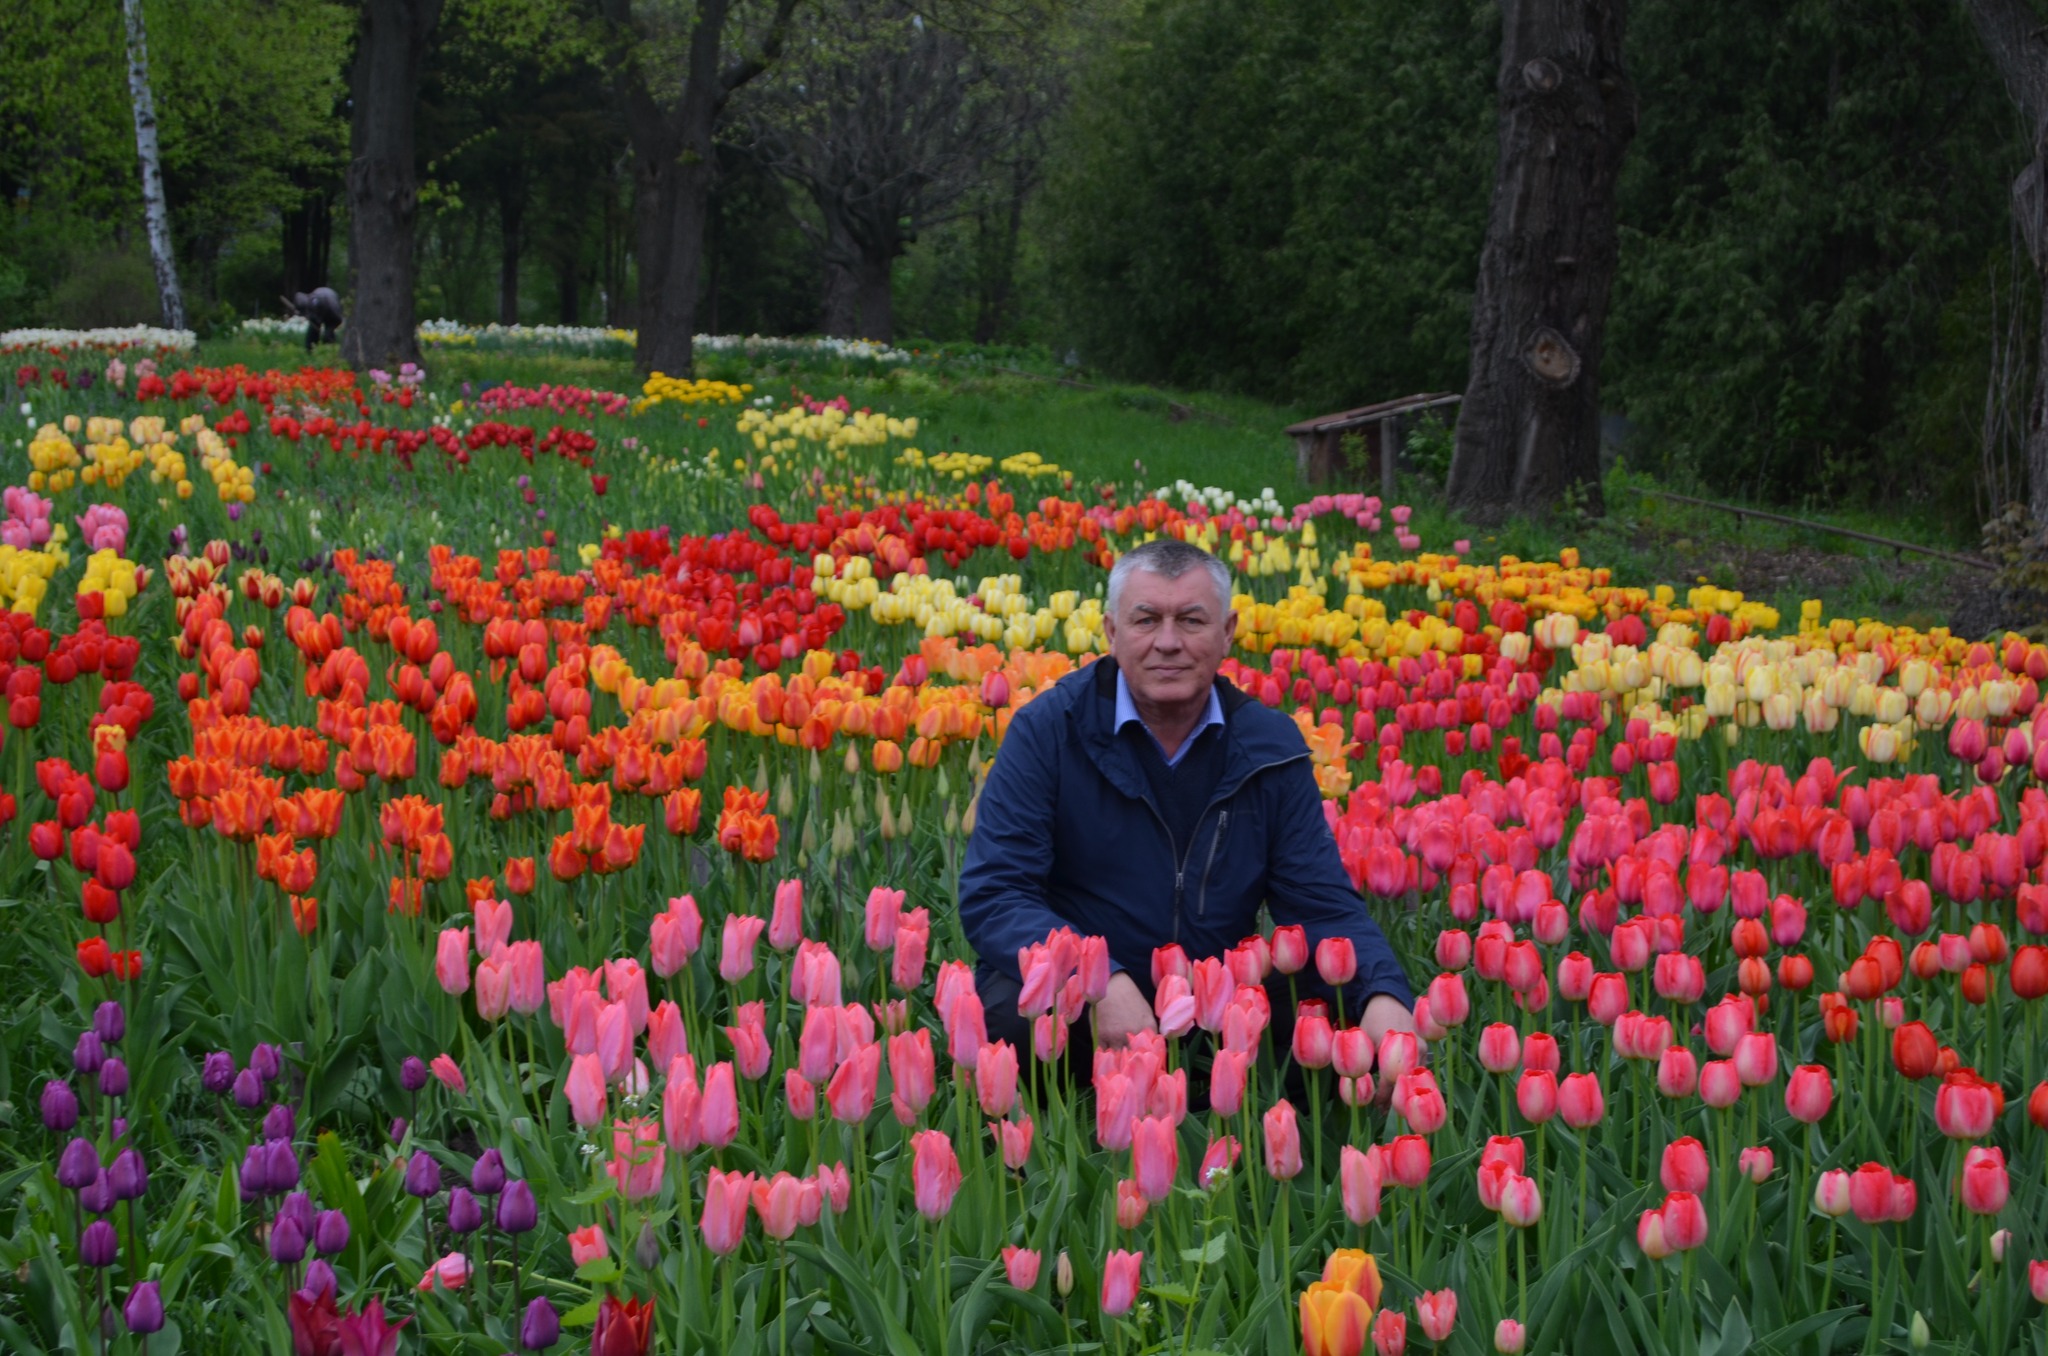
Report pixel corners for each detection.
[958,658,1413,1009]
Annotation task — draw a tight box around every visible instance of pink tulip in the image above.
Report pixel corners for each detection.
[785,1068,817,1120]
[1785,1064,1833,1123]
[699,1061,739,1147]
[662,1056,700,1152]
[889,1029,937,1122]
[993,1115,1034,1169]
[945,987,987,1069]
[1477,1022,1520,1073]
[725,1009,773,1082]
[2029,1260,2048,1304]
[1315,936,1357,987]
[1517,1069,1558,1123]
[568,1225,607,1266]
[649,906,698,978]
[647,1001,688,1073]
[1394,1069,1447,1134]
[752,1171,807,1239]
[429,1053,465,1093]
[565,1052,606,1127]
[1814,1168,1852,1217]
[1961,1145,2010,1215]
[417,1251,470,1293]
[1660,1138,1709,1194]
[864,886,904,951]
[1427,972,1471,1027]
[473,897,512,959]
[1372,1308,1407,1356]
[1500,1172,1542,1228]
[1738,1146,1774,1183]
[701,1169,752,1255]
[608,1117,665,1201]
[1656,1045,1698,1099]
[1293,1004,1335,1068]
[1192,958,1233,1032]
[1101,1249,1143,1316]
[911,1130,962,1220]
[1385,1134,1432,1189]
[1332,1027,1375,1079]
[1415,1289,1457,1343]
[1132,1115,1178,1202]
[827,1042,880,1124]
[1494,1318,1525,1354]
[976,1040,1020,1117]
[1698,1060,1743,1109]
[1153,974,1196,1038]
[1115,1179,1149,1229]
[435,928,470,996]
[1732,1032,1778,1087]
[474,958,512,1021]
[892,910,930,990]
[720,913,765,982]
[1334,1142,1381,1224]
[1558,1073,1604,1128]
[1003,1245,1041,1290]
[1661,1191,1709,1250]
[817,1162,851,1214]
[1704,995,1752,1055]
[1199,1135,1243,1190]
[595,1002,633,1081]
[769,878,804,951]
[1210,1048,1250,1118]
[1263,1099,1302,1179]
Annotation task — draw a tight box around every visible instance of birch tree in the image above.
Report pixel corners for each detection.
[122,0,185,330]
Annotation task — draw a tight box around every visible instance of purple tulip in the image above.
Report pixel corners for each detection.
[269,1213,307,1264]
[400,1056,429,1092]
[446,1186,482,1233]
[404,1149,440,1198]
[93,1001,125,1045]
[107,1148,147,1201]
[80,1219,118,1267]
[263,1103,296,1142]
[124,1281,164,1335]
[98,1057,128,1099]
[388,1117,408,1145]
[73,1030,105,1076]
[79,1171,116,1215]
[520,1296,561,1350]
[111,1116,127,1141]
[471,1148,506,1196]
[313,1208,351,1255]
[301,1258,337,1303]
[262,1139,300,1194]
[277,1191,315,1238]
[239,1142,270,1198]
[202,1051,237,1094]
[40,1079,78,1132]
[251,1043,282,1083]
[57,1137,101,1190]
[496,1179,537,1234]
[232,1068,265,1110]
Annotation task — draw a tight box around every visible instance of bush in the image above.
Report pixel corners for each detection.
[43,247,163,329]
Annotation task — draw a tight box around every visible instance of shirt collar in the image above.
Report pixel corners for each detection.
[1114,669,1225,768]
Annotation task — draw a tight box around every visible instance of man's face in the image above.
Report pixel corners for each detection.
[1104,567,1235,709]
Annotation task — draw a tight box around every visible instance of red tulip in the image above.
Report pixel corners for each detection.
[1656,1046,1698,1099]
[1848,1162,1896,1224]
[1384,1134,1432,1189]
[1293,1004,1335,1069]
[1477,1022,1520,1073]
[1316,936,1357,987]
[1732,1032,1778,1087]
[1393,1069,1446,1134]
[1936,1071,1998,1140]
[1003,1245,1041,1290]
[1660,1191,1708,1251]
[1660,1137,1709,1194]
[1271,925,1309,975]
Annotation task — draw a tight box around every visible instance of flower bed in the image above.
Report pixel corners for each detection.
[0,353,2041,1356]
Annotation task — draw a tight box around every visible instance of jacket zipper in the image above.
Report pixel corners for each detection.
[1144,754,1305,941]
[1197,811,1229,918]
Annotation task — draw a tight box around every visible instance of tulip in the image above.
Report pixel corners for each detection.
[1936,1072,1998,1140]
[911,1128,962,1220]
[81,1218,118,1267]
[1301,1280,1372,1356]
[769,877,804,951]
[590,1294,655,1356]
[40,1079,78,1132]
[202,1052,236,1095]
[568,1224,608,1267]
[2031,1260,2048,1304]
[1660,1138,1709,1194]
[447,1187,482,1234]
[270,1214,308,1265]
[1316,936,1358,987]
[520,1297,562,1351]
[333,1296,408,1356]
[889,1028,937,1121]
[1477,1022,1520,1073]
[430,1053,464,1093]
[1960,1145,2010,1215]
[1414,1289,1457,1343]
[1394,1069,1446,1134]
[752,1172,808,1239]
[314,1208,351,1255]
[435,927,470,995]
[1385,1134,1432,1189]
[1116,1179,1149,1228]
[1500,1172,1543,1228]
[1731,1032,1777,1086]
[1101,1249,1143,1317]
[1272,926,1309,974]
[1372,1308,1407,1356]
[417,1251,471,1292]
[1849,1162,1897,1224]
[1210,1048,1251,1118]
[609,1117,665,1201]
[566,1052,606,1127]
[1263,1099,1303,1179]
[720,913,765,982]
[1737,1146,1773,1183]
[1656,1045,1698,1099]
[1494,1318,1526,1354]
[826,1042,879,1125]
[1517,1069,1558,1123]
[1340,1144,1382,1224]
[1661,1191,1708,1250]
[700,1061,741,1146]
[1891,1021,1939,1079]
[993,1115,1034,1170]
[1004,1245,1042,1290]
[1698,1060,1742,1109]
[976,1040,1020,1117]
[1558,1073,1605,1128]
[1132,1114,1178,1202]
[404,1149,440,1199]
[1637,1208,1672,1260]
[124,1281,164,1335]
[1813,1169,1852,1217]
[497,1180,538,1234]
[1740,1050,1803,1116]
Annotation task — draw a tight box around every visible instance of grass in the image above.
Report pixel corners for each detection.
[200,334,1989,633]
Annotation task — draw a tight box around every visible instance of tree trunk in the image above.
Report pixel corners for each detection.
[344,0,443,371]
[121,0,184,331]
[1446,0,1635,523]
[854,246,894,342]
[821,257,859,338]
[498,170,525,326]
[629,134,715,374]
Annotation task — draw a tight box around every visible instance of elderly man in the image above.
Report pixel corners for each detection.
[959,537,1415,1063]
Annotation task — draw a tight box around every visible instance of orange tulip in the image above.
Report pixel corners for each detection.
[1320,1249,1384,1309]
[1300,1280,1372,1356]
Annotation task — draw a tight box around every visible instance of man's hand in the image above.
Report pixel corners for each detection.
[1359,992,1420,1106]
[1092,972,1158,1049]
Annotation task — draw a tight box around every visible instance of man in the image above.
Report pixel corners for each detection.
[959,537,1415,1065]
[285,287,345,353]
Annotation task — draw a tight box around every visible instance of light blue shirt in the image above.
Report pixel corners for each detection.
[1114,670,1226,768]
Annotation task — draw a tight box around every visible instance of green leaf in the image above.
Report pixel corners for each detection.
[1700,1296,1753,1356]
[1146,1283,1198,1305]
[788,1238,924,1356]
[574,1258,623,1284]
[1179,1234,1229,1265]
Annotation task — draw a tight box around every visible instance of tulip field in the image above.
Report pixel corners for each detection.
[4,327,2048,1356]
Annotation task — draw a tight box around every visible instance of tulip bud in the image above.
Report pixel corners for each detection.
[107,1148,147,1201]
[40,1079,78,1132]
[472,1148,507,1196]
[81,1218,120,1268]
[251,1043,283,1082]
[405,1149,440,1198]
[98,1057,128,1099]
[1055,1250,1074,1297]
[263,1103,296,1142]
[57,1137,101,1190]
[314,1209,351,1255]
[73,1030,105,1076]
[270,1214,308,1264]
[232,1068,265,1110]
[447,1186,483,1234]
[497,1179,538,1234]
[401,1056,430,1092]
[520,1297,562,1351]
[123,1281,164,1335]
[93,1001,125,1045]
[1909,1312,1929,1350]
[634,1217,662,1270]
[201,1052,236,1094]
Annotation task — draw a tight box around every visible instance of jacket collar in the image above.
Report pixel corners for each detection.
[1073,658,1302,805]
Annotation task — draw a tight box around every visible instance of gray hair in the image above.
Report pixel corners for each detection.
[1105,538,1233,620]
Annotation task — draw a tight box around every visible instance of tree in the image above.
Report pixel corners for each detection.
[121,0,184,329]
[1445,0,1635,522]
[745,1,1056,341]
[344,0,446,370]
[1964,0,2048,531]
[597,0,801,376]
